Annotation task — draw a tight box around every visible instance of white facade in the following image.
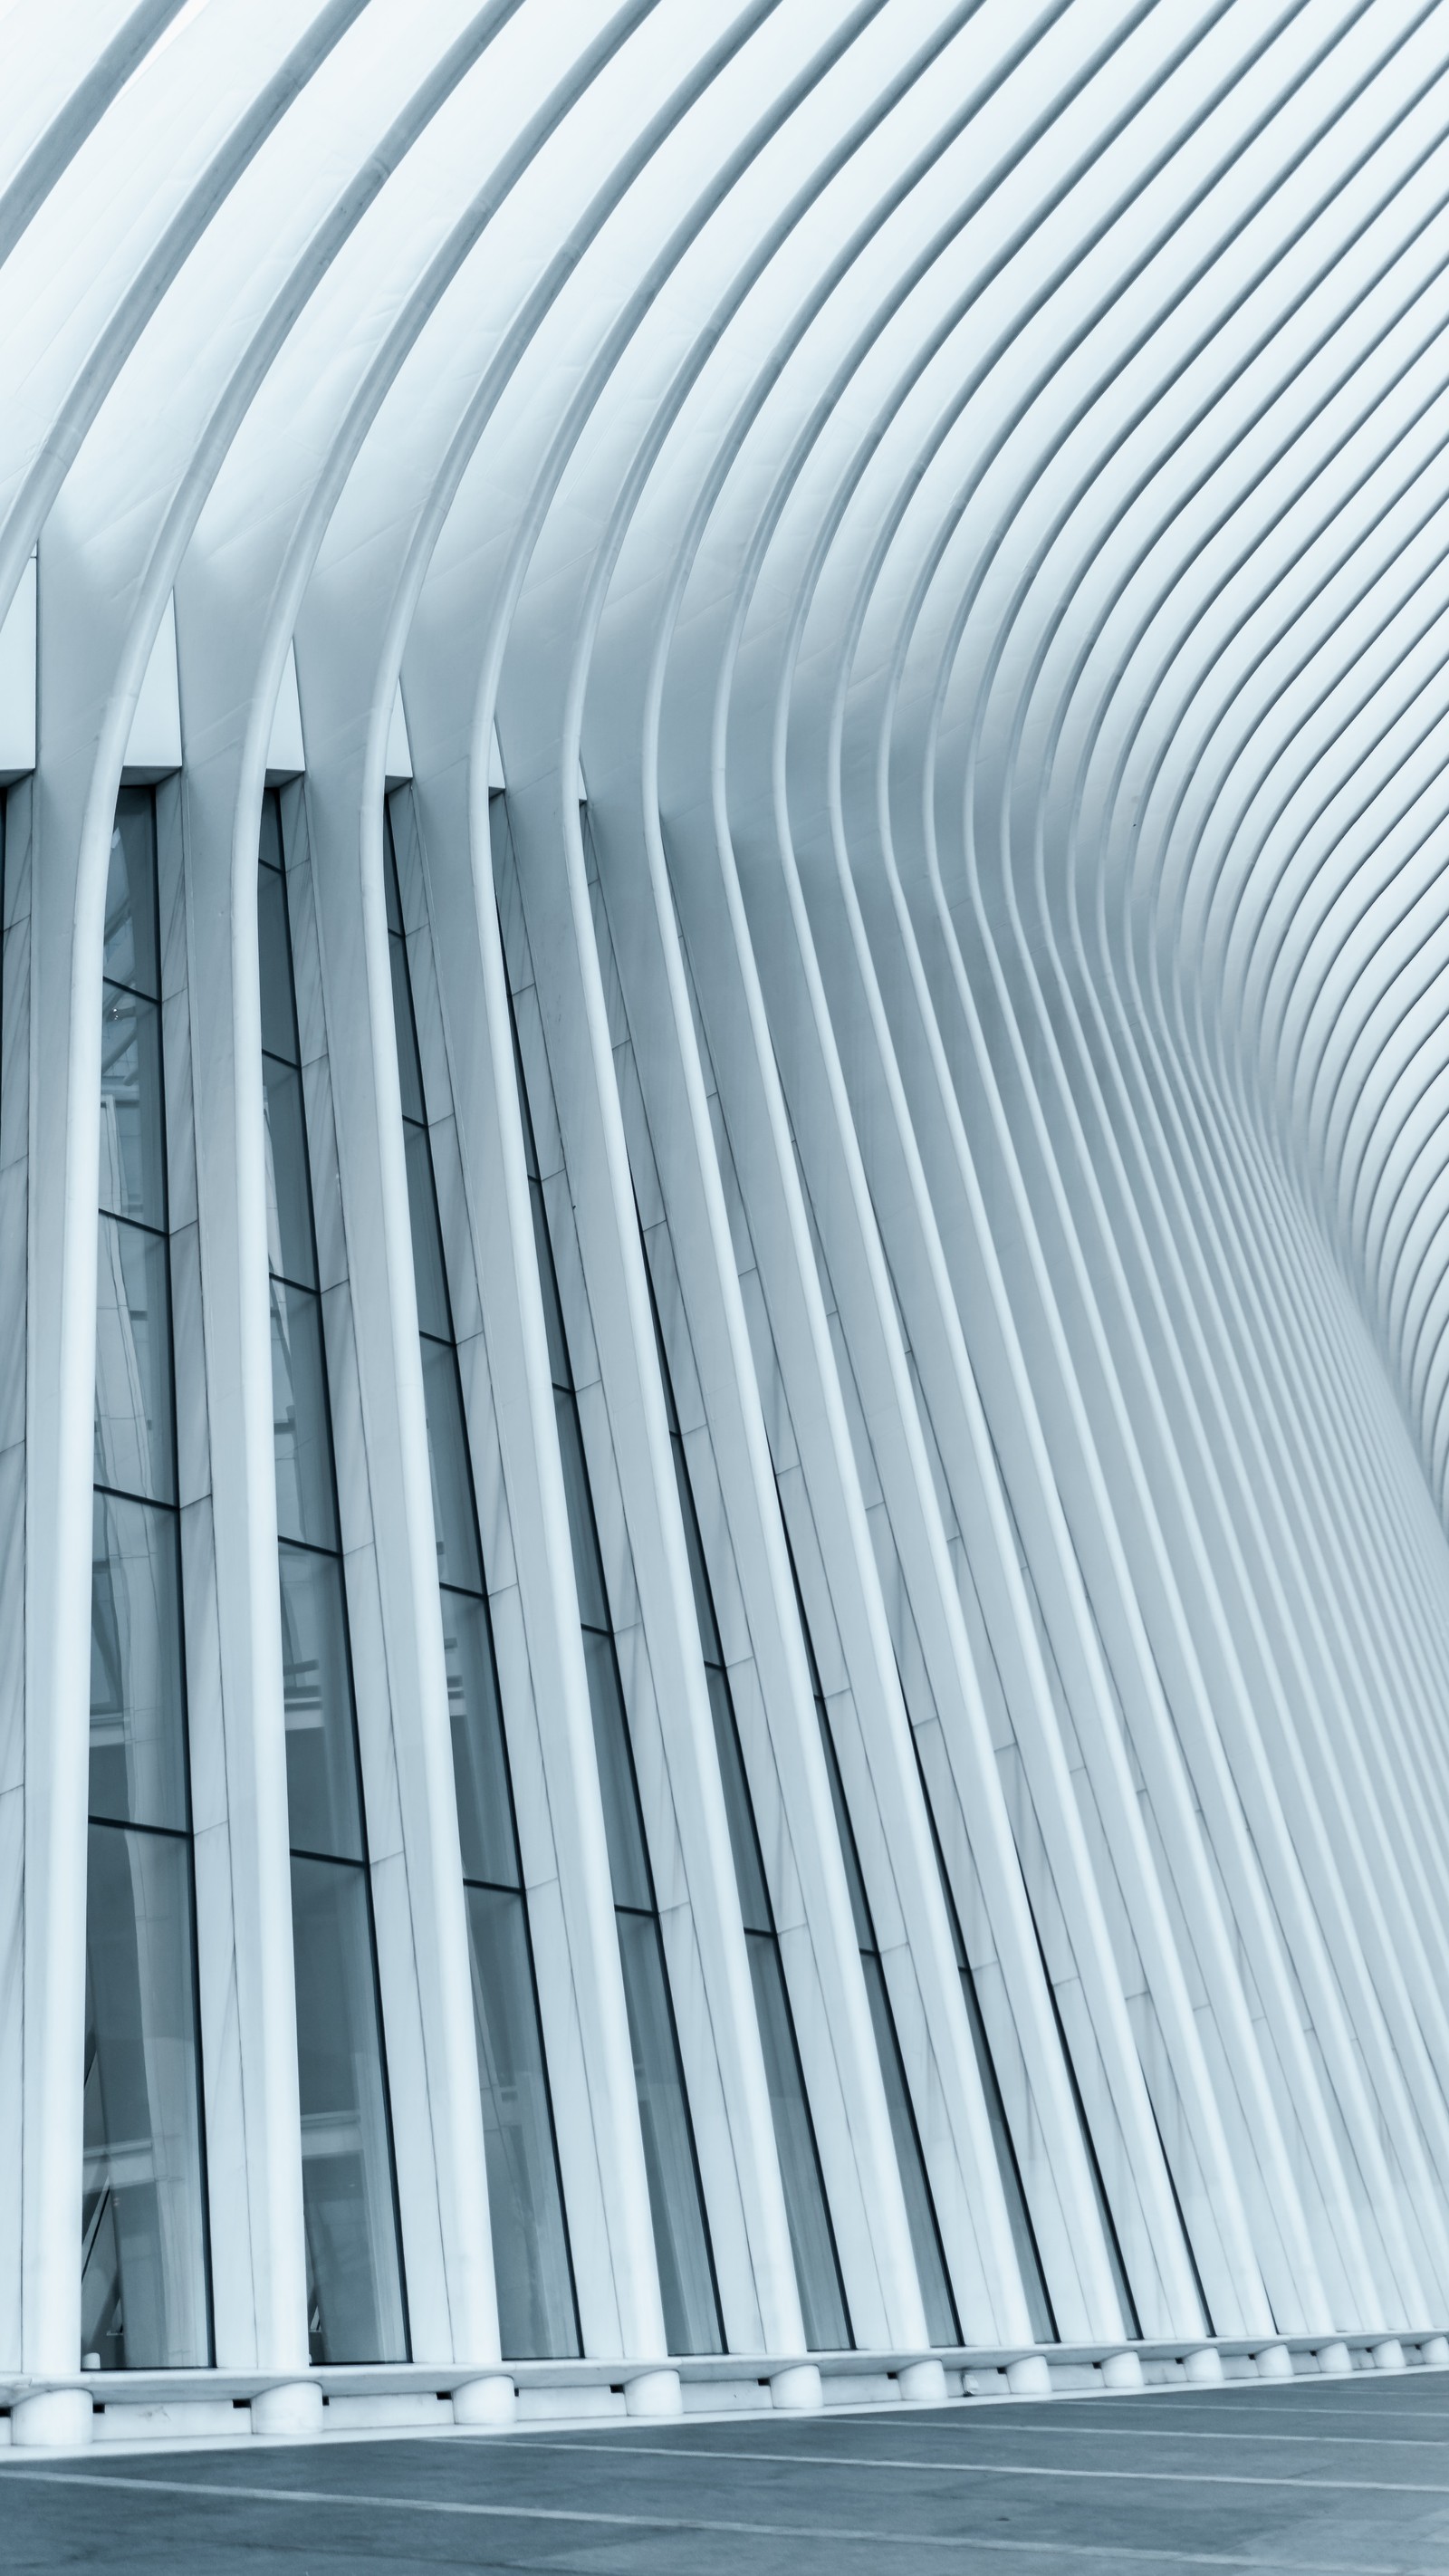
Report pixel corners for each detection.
[3,0,1449,2448]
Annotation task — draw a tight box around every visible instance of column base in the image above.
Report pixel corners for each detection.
[769,2363,822,2411]
[1101,2350,1144,2391]
[896,2359,948,2406]
[1005,2354,1051,2396]
[251,2379,324,2437]
[11,2388,92,2448]
[1254,2345,1293,2380]
[1420,2335,1449,2368]
[453,2374,516,2427]
[1316,2341,1352,2377]
[1184,2346,1223,2386]
[1370,2338,1406,2372]
[624,2368,681,2418]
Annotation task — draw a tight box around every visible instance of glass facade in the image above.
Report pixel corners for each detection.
[646,1267,851,2351]
[84,788,210,2369]
[260,787,408,2366]
[913,1795,1060,2343]
[811,1711,960,2347]
[505,932,723,2356]
[384,797,577,2360]
[789,1552,1055,2344]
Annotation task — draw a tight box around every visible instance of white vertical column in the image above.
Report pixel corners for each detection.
[289,628,497,2368]
[502,726,931,2360]
[585,758,1037,2350]
[790,796,1278,2342]
[0,775,32,2374]
[19,536,122,2416]
[408,730,665,2364]
[664,795,1130,2341]
[164,584,311,2374]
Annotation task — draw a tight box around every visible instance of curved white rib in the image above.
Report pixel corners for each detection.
[4,0,1449,2436]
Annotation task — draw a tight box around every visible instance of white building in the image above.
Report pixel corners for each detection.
[4,0,1449,2447]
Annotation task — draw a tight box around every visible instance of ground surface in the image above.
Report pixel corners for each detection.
[4,2371,1449,2571]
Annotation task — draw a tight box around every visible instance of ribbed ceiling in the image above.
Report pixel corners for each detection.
[8,0,1449,1509]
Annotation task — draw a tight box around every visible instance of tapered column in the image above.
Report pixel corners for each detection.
[168,585,311,2372]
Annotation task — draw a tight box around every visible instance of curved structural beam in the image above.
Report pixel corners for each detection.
[2,0,1448,2443]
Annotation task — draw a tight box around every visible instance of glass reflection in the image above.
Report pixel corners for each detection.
[256,861,299,1062]
[386,797,577,2360]
[99,984,166,1228]
[861,1951,958,2347]
[94,1216,174,1504]
[90,1493,187,1831]
[581,1629,653,1915]
[444,1591,518,1893]
[270,1280,338,1549]
[263,785,408,2366]
[650,1269,849,2352]
[747,1934,850,2350]
[704,1668,771,1935]
[389,937,426,1122]
[419,1339,481,1592]
[262,1054,316,1289]
[466,1885,579,2358]
[279,1543,364,1861]
[403,1125,449,1337]
[616,1909,722,2355]
[82,1822,208,2368]
[104,794,159,998]
[510,969,721,2358]
[85,784,210,2371]
[291,1855,408,2366]
[551,1398,603,1616]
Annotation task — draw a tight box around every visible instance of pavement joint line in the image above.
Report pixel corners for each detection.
[0,2467,1422,2574]
[820,2422,1449,2450]
[19,2445,1449,2498]
[431,2435,1449,2495]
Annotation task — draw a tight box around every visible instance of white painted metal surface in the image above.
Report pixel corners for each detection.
[3,0,1449,2445]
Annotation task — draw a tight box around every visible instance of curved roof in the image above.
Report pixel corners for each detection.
[7,0,1449,1517]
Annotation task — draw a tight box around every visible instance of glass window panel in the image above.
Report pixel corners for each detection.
[745,1930,850,2353]
[515,1041,541,1183]
[911,1731,1057,2337]
[82,1822,209,2368]
[279,1543,364,1862]
[90,1493,187,1832]
[672,1444,723,1665]
[445,1589,518,1891]
[403,1122,450,1339]
[1031,1910,1140,2340]
[270,1280,339,1551]
[581,1628,652,1913]
[262,1054,316,1289]
[258,786,284,876]
[100,984,166,1228]
[861,1952,959,2347]
[104,793,158,999]
[383,813,404,937]
[94,1216,175,1505]
[704,1668,772,1937]
[389,936,426,1124]
[290,1854,408,2364]
[553,1389,609,1629]
[257,860,299,1065]
[615,1908,721,2355]
[816,1711,874,1956]
[955,1962,1056,2343]
[419,1338,482,1593]
[465,1883,579,2360]
[530,1182,571,1388]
